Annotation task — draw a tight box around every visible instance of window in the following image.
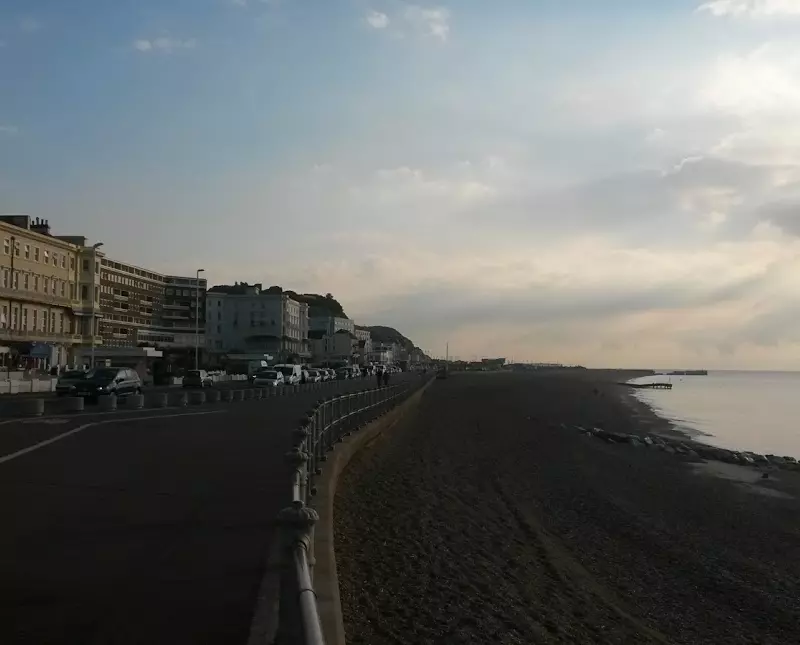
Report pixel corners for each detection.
[34,247,40,262]
[94,286,99,301]
[11,308,17,329]
[61,255,66,268]
[2,238,8,255]
[22,308,27,329]
[59,313,63,333]
[95,262,99,273]
[24,244,30,259]
[23,274,29,290]
[50,312,55,333]
[51,279,57,295]
[60,282,65,297]
[70,257,74,270]
[81,285,88,299]
[1,305,6,328]
[70,283,76,299]
[1,270,6,288]
[43,277,49,293]
[217,325,221,333]
[32,310,37,331]
[82,259,88,271]
[12,272,18,289]
[14,241,19,257]
[166,289,173,295]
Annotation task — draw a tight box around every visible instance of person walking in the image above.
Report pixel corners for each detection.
[376,369,383,388]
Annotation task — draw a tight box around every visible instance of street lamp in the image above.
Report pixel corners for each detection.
[195,268,205,370]
[89,242,103,368]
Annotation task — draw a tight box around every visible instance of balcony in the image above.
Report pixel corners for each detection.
[113,293,129,302]
[0,328,93,345]
[0,286,72,308]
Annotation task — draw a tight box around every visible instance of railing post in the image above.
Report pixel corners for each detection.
[275,500,322,645]
[285,446,309,504]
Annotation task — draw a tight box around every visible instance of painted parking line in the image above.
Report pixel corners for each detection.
[0,409,227,466]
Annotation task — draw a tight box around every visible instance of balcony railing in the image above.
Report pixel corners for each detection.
[0,328,93,344]
[0,286,72,308]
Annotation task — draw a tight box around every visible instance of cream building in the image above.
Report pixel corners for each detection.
[0,216,102,368]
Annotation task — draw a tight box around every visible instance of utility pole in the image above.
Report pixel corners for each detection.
[195,268,205,370]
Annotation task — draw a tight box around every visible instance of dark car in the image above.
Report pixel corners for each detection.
[436,366,448,379]
[55,370,88,397]
[72,367,142,401]
[183,370,213,388]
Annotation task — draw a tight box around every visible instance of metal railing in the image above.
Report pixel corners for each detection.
[274,376,429,645]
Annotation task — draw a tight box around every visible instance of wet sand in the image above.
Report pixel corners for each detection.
[334,371,800,645]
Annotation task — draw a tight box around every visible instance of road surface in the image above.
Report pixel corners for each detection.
[0,375,413,645]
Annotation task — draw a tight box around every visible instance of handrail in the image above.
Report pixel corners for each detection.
[274,375,430,645]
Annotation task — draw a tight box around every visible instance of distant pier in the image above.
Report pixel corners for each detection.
[624,382,673,390]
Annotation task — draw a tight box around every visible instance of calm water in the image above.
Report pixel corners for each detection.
[630,371,800,457]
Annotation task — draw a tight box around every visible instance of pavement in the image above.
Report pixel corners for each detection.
[0,374,415,645]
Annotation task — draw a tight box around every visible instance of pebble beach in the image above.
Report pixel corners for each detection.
[334,371,800,645]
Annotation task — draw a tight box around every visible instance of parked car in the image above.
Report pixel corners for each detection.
[335,367,350,380]
[252,370,284,387]
[72,367,142,401]
[183,369,213,388]
[436,366,448,380]
[305,369,322,383]
[55,370,88,397]
[274,364,303,385]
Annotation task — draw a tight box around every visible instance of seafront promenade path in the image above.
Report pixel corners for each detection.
[0,374,414,645]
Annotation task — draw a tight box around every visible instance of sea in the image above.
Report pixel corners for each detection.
[629,371,800,458]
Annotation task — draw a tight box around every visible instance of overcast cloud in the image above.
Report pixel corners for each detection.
[3,0,800,368]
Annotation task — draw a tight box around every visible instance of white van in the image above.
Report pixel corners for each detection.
[274,364,302,385]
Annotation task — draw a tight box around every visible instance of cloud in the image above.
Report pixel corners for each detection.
[404,5,450,41]
[133,37,197,54]
[0,125,19,136]
[367,4,451,41]
[366,10,390,30]
[698,0,800,17]
[19,17,41,33]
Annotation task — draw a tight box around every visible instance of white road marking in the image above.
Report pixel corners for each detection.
[0,410,226,465]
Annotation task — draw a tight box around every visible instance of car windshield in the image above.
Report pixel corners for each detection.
[60,371,86,380]
[256,371,278,379]
[187,370,202,377]
[86,368,118,381]
[277,367,294,376]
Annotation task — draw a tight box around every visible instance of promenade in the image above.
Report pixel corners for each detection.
[335,372,800,645]
[0,375,412,645]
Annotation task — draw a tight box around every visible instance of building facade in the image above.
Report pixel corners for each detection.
[309,329,357,363]
[98,259,206,353]
[205,283,309,361]
[309,313,355,336]
[0,216,102,368]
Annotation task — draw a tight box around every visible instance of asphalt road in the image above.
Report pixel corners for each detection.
[0,374,416,645]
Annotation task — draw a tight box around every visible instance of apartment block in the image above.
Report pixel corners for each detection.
[0,216,102,367]
[98,260,206,350]
[205,282,309,360]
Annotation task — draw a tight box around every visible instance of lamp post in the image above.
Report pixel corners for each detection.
[195,268,205,370]
[89,242,103,369]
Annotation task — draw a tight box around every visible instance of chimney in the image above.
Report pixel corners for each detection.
[30,217,51,236]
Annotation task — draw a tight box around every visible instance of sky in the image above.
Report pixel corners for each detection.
[4,0,800,368]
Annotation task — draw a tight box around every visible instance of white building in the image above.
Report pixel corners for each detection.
[310,313,354,336]
[205,283,309,360]
[309,329,357,363]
